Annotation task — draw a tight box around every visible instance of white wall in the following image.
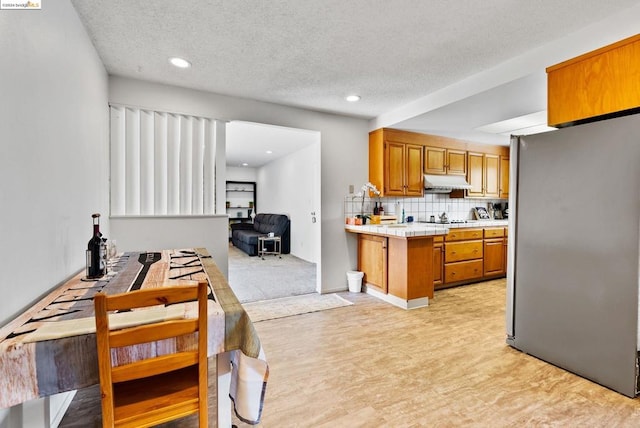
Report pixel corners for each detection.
[0,1,109,326]
[226,166,258,182]
[110,216,229,278]
[109,76,369,294]
[258,141,321,263]
[0,1,109,425]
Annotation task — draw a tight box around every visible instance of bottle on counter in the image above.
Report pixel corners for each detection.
[86,213,106,279]
[373,202,379,215]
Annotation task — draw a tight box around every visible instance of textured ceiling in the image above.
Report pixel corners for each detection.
[227,121,318,168]
[70,0,640,121]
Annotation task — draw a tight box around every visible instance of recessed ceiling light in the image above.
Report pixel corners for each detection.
[266,150,273,154]
[169,57,191,68]
[241,162,249,166]
[345,95,361,102]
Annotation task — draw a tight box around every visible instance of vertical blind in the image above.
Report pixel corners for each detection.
[109,105,217,216]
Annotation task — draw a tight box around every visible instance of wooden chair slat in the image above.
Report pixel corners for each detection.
[94,281,208,427]
[111,351,198,383]
[108,318,198,348]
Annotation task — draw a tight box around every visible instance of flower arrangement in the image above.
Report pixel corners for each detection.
[354,182,380,221]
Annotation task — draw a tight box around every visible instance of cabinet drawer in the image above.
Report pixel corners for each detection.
[445,241,483,263]
[484,228,505,238]
[445,228,483,241]
[433,235,444,243]
[445,260,483,283]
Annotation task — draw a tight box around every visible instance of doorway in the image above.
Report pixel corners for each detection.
[225,121,321,302]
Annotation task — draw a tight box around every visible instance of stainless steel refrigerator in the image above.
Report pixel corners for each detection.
[506,113,640,397]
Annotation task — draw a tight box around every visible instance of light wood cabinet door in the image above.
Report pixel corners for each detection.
[467,152,484,197]
[405,144,424,196]
[483,238,505,276]
[445,260,483,283]
[547,34,640,127]
[424,146,466,176]
[445,241,483,263]
[424,146,447,175]
[445,228,483,242]
[433,241,444,288]
[447,149,467,176]
[384,141,423,197]
[484,228,505,238]
[385,141,406,196]
[503,233,508,275]
[467,152,500,198]
[357,234,388,293]
[499,156,509,199]
[484,154,499,198]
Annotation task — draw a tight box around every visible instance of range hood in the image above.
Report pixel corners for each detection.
[423,174,472,193]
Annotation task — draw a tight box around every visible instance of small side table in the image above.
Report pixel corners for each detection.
[258,235,281,260]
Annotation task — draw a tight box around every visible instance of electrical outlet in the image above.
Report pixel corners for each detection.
[349,184,354,194]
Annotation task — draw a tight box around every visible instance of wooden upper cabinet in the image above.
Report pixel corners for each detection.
[467,152,499,198]
[405,143,424,196]
[424,146,466,176]
[375,140,424,197]
[369,129,423,197]
[369,128,507,198]
[484,154,499,198]
[424,146,446,175]
[467,152,484,197]
[447,150,467,175]
[499,156,509,199]
[547,34,640,127]
[386,141,406,195]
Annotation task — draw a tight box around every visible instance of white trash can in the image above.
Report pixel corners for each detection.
[346,271,364,293]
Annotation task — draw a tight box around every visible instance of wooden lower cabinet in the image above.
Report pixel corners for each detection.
[445,260,483,283]
[357,234,387,293]
[434,227,507,289]
[357,233,434,301]
[445,240,482,263]
[388,236,433,300]
[433,236,444,287]
[483,238,505,276]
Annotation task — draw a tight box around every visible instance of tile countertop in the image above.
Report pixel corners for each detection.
[344,219,509,238]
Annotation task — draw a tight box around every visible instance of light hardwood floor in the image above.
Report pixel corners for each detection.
[60,279,640,427]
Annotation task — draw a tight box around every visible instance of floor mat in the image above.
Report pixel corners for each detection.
[242,293,353,322]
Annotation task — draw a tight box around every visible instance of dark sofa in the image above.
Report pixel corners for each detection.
[230,213,291,256]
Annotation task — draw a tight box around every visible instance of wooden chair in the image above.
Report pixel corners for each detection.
[94,281,209,428]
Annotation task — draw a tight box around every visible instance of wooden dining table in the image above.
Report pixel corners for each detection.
[0,248,268,427]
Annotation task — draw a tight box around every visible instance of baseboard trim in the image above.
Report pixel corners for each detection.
[364,286,429,309]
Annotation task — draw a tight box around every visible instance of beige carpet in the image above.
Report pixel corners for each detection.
[228,244,316,303]
[243,293,353,322]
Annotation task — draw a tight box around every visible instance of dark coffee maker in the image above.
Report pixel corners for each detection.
[503,203,509,219]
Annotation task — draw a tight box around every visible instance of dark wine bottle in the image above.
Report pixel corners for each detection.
[86,213,105,279]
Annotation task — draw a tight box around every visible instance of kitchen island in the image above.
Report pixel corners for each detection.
[346,220,509,309]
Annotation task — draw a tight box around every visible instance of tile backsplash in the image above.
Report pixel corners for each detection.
[344,193,506,222]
